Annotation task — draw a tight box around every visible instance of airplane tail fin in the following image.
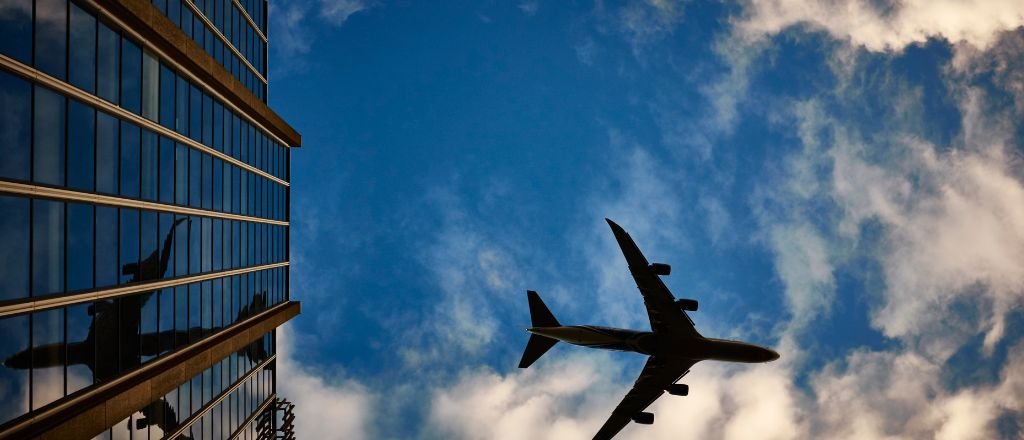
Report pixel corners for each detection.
[519,290,560,368]
[519,334,558,368]
[527,290,560,327]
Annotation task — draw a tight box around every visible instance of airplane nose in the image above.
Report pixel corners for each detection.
[766,349,780,362]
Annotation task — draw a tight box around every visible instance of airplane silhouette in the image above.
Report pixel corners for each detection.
[519,219,780,440]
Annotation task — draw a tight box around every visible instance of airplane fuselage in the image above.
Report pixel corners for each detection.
[528,325,778,364]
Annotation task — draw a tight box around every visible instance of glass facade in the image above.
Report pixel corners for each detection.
[150,0,268,101]
[0,0,295,438]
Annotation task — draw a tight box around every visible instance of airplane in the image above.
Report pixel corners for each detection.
[518,219,780,440]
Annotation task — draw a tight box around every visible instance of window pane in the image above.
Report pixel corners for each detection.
[96,111,118,194]
[120,121,140,198]
[189,84,201,141]
[175,75,188,134]
[69,3,97,93]
[34,0,67,80]
[0,196,29,301]
[202,93,212,146]
[141,130,158,201]
[189,149,201,208]
[0,314,29,424]
[175,286,187,348]
[202,281,212,337]
[121,38,142,114]
[158,213,178,280]
[202,153,212,210]
[213,157,222,211]
[141,289,158,363]
[66,303,93,393]
[67,203,94,292]
[33,86,66,186]
[97,22,119,103]
[189,283,200,342]
[0,71,31,181]
[175,215,189,277]
[67,99,96,191]
[175,143,188,205]
[95,206,119,288]
[93,299,118,383]
[31,308,64,410]
[159,64,175,129]
[159,137,175,203]
[142,50,159,121]
[32,200,64,296]
[0,0,31,63]
[140,210,157,281]
[120,208,140,285]
[158,288,174,356]
[212,218,222,271]
[201,217,212,273]
[189,215,200,274]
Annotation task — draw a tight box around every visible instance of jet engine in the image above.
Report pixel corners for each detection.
[631,412,654,425]
[667,384,689,396]
[675,298,698,312]
[649,263,671,276]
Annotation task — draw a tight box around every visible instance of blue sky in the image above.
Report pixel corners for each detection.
[266,1,1024,438]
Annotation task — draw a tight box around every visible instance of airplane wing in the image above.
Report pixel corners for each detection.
[605,219,700,338]
[593,356,697,440]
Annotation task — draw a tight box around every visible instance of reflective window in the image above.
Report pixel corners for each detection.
[189,148,201,208]
[97,21,119,103]
[202,153,212,210]
[67,99,96,191]
[175,286,187,349]
[175,143,188,205]
[66,303,93,393]
[67,203,94,292]
[189,84,202,142]
[159,64,175,129]
[95,206,119,288]
[175,215,189,277]
[158,288,174,356]
[34,86,66,186]
[120,208,140,285]
[142,51,159,121]
[0,314,29,425]
[69,2,97,93]
[32,200,64,296]
[34,0,67,80]
[120,121,141,199]
[0,71,31,181]
[175,75,188,135]
[213,157,223,211]
[188,283,200,342]
[32,308,64,410]
[121,38,142,114]
[159,137,175,203]
[189,215,201,274]
[140,211,158,281]
[0,0,31,63]
[212,219,223,271]
[141,289,158,363]
[158,213,177,279]
[141,130,158,201]
[95,111,118,194]
[0,196,29,301]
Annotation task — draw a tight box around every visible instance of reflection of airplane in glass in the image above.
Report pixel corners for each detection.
[519,219,780,440]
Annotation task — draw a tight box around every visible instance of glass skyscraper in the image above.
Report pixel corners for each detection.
[0,0,300,438]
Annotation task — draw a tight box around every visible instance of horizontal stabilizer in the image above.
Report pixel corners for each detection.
[519,334,558,368]
[527,290,560,327]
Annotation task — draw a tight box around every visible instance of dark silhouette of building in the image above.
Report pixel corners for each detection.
[0,0,300,438]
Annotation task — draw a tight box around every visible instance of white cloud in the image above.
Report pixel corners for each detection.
[736,0,1024,52]
[320,0,371,25]
[277,324,376,440]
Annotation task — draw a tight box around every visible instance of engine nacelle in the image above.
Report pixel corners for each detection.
[667,384,689,396]
[649,263,671,276]
[675,298,698,312]
[631,412,654,425]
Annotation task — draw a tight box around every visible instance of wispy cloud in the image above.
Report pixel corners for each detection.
[735,0,1024,52]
